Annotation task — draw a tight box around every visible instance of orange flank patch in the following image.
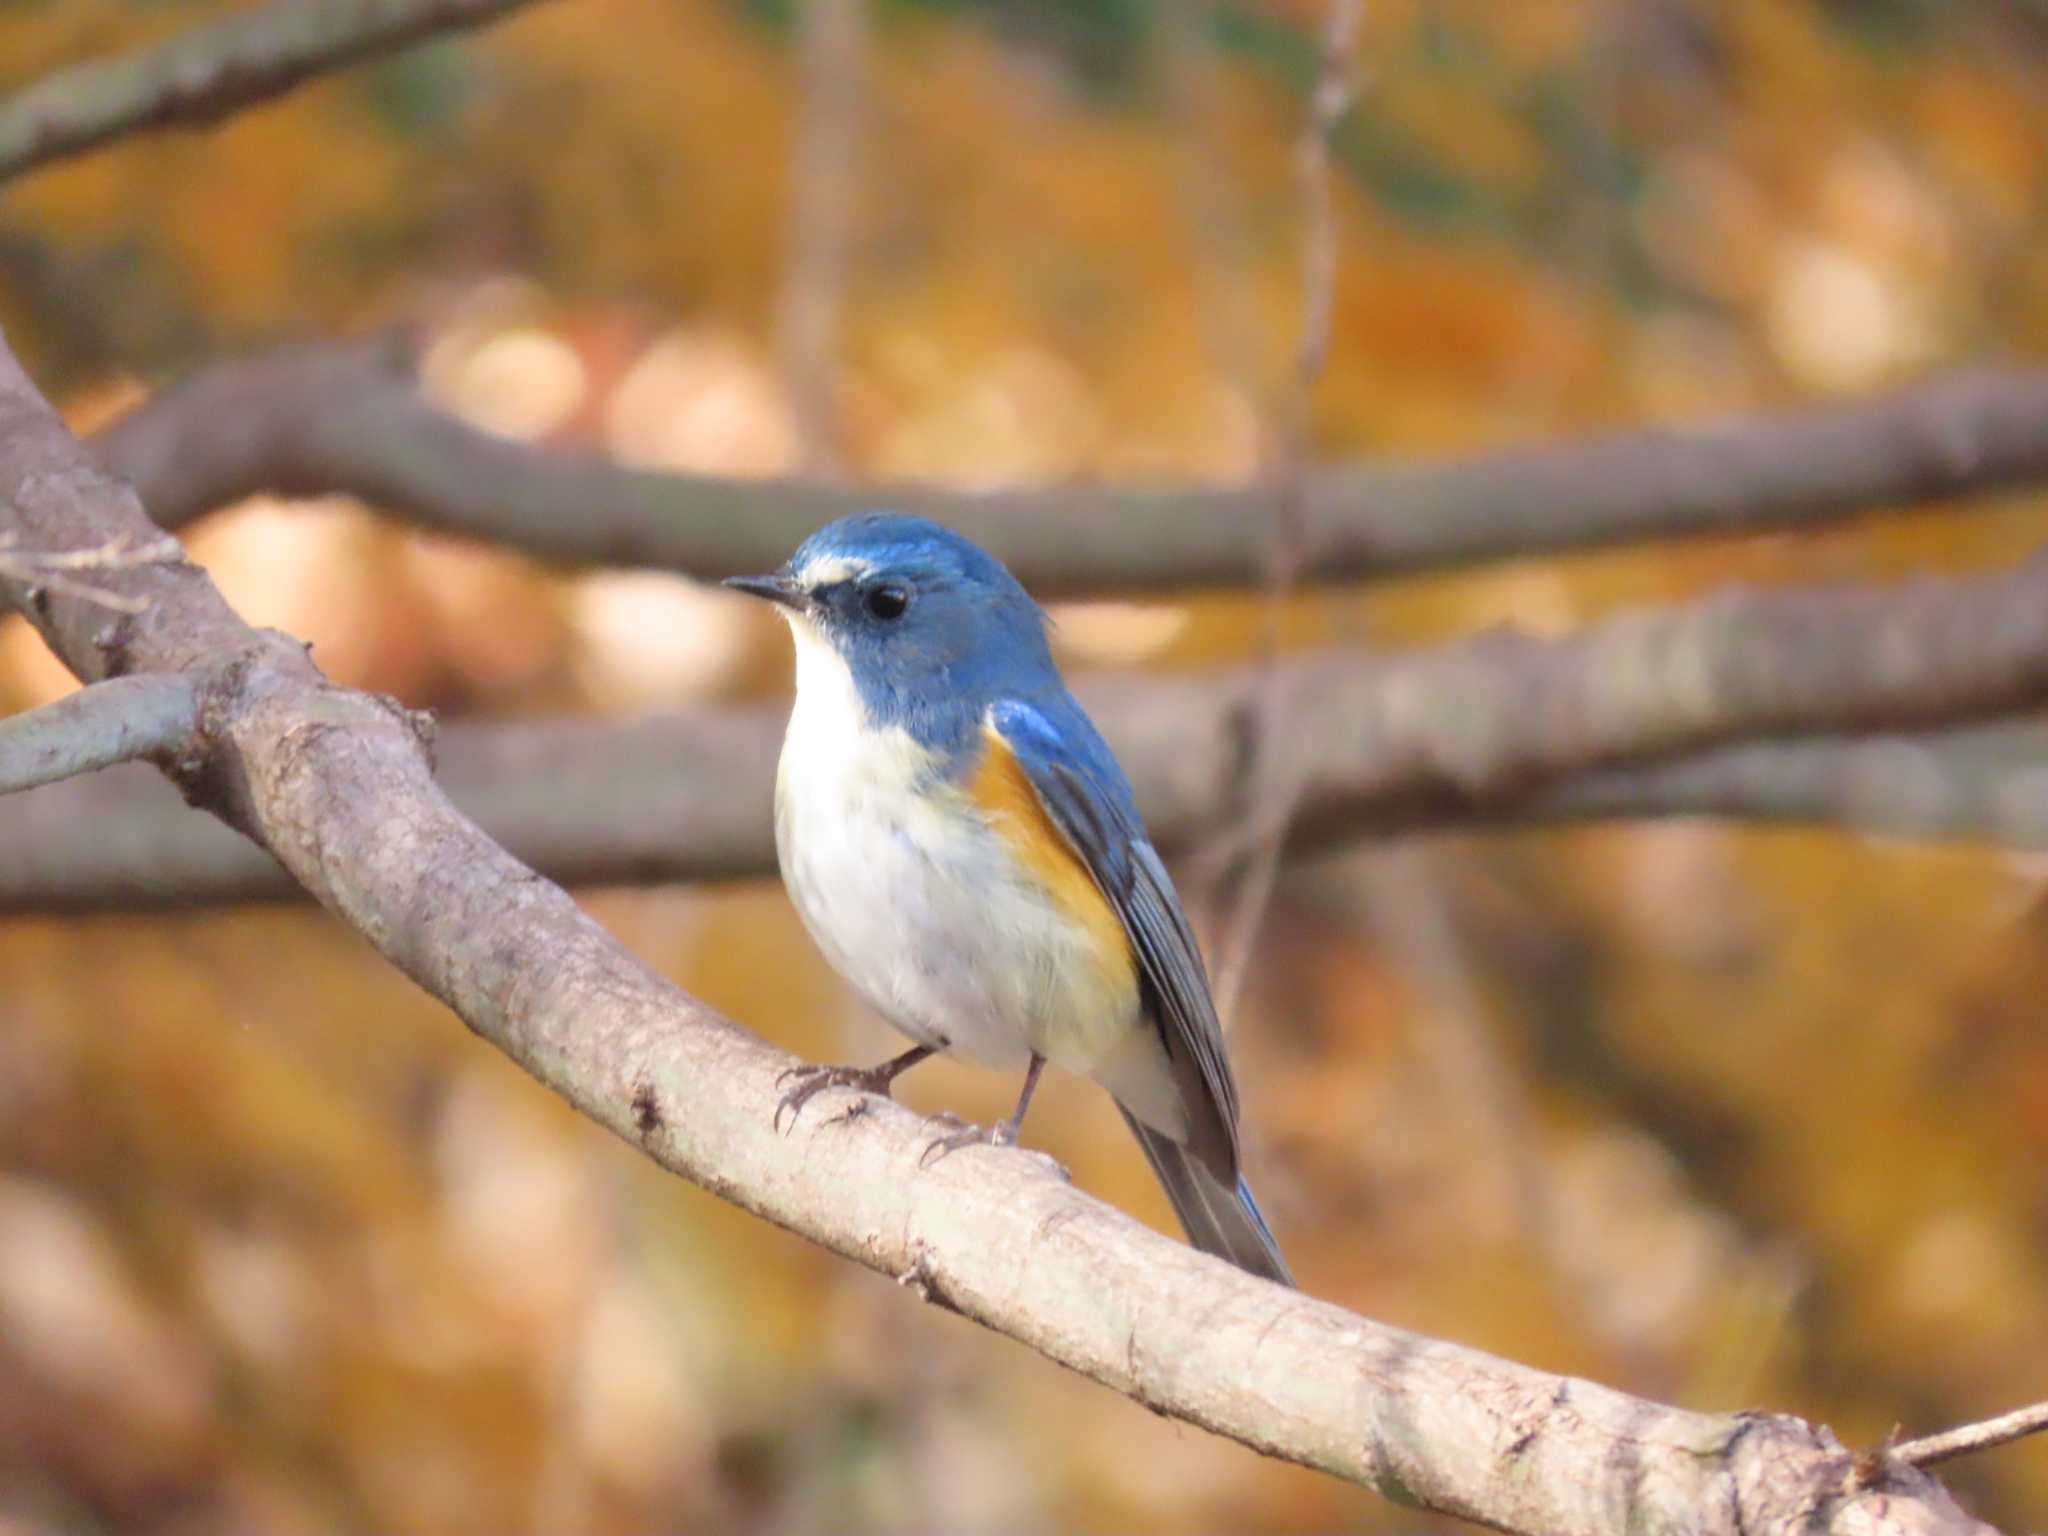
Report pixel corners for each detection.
[968,724,1136,994]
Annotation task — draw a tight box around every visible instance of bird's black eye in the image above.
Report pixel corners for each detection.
[864,584,910,621]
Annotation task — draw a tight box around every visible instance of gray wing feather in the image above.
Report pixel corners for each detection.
[992,698,1290,1283]
[1034,756,1242,1183]
[1120,1109,1293,1284]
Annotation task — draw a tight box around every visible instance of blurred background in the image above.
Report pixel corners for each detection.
[3,0,2048,1531]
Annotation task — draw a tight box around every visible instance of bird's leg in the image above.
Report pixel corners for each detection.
[775,1043,936,1133]
[919,1052,1046,1167]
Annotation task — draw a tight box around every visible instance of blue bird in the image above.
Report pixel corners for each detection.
[726,513,1292,1285]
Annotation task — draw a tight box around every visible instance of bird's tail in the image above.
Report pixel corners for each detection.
[1119,1108,1294,1286]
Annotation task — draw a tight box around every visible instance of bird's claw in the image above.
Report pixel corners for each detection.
[775,1062,899,1134]
[918,1114,1021,1168]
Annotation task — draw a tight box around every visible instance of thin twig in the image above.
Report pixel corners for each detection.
[1158,0,1265,422]
[0,531,182,612]
[3,530,183,571]
[778,0,866,477]
[0,674,200,794]
[0,0,552,181]
[1289,0,1363,408]
[1889,1401,2048,1469]
[1211,0,1362,1021]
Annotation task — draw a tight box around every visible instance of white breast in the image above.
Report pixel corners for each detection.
[770,615,1148,1084]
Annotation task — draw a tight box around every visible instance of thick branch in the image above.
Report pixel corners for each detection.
[0,333,1995,1535]
[10,547,2048,910]
[93,339,2048,596]
[0,0,547,181]
[0,674,197,793]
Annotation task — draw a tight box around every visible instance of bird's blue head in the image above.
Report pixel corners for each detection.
[725,513,1056,752]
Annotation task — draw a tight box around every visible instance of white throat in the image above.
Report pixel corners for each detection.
[783,611,867,734]
[776,607,938,821]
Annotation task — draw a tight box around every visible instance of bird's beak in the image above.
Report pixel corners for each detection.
[722,573,813,612]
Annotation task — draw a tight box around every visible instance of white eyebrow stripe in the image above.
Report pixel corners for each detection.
[794,554,874,588]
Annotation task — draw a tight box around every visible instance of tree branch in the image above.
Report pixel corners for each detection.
[1514,723,2048,844]
[1207,0,1361,1021]
[91,338,2048,596]
[11,544,2048,911]
[777,0,866,475]
[0,325,1999,1534]
[10,719,2048,911]
[0,674,198,794]
[1890,1401,2048,1471]
[0,0,549,182]
[1249,551,2048,843]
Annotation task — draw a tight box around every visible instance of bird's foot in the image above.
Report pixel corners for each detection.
[775,1061,908,1134]
[918,1112,1023,1168]
[774,1044,937,1134]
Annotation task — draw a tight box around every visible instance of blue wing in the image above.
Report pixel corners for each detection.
[986,694,1241,1181]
